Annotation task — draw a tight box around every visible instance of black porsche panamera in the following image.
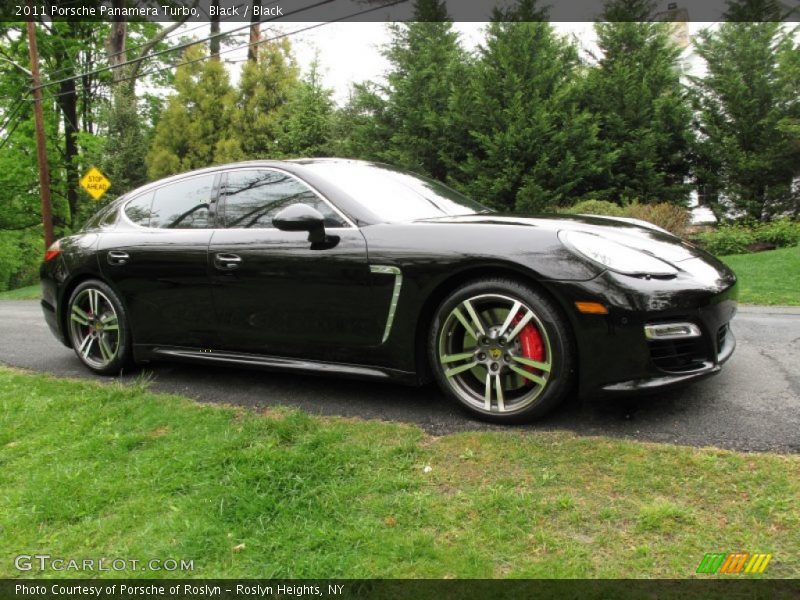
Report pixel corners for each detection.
[40,159,737,422]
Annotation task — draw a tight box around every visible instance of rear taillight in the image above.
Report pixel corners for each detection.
[44,240,61,262]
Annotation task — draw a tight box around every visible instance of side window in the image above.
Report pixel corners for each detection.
[99,205,119,228]
[150,175,215,229]
[221,169,347,229]
[124,191,154,227]
[82,204,114,231]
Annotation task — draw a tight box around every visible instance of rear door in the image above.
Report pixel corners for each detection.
[98,173,219,348]
[209,168,383,360]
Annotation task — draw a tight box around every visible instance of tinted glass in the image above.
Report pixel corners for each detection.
[82,203,117,231]
[300,161,489,222]
[150,175,215,229]
[221,169,347,229]
[99,206,119,228]
[124,191,154,227]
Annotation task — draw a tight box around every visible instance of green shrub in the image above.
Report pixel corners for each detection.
[696,226,753,256]
[696,219,800,256]
[562,200,691,237]
[0,229,43,292]
[753,219,800,248]
[561,200,626,217]
[624,203,691,237]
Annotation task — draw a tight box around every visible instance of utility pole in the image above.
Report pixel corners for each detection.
[26,14,55,250]
[248,0,261,63]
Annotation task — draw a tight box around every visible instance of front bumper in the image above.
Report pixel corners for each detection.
[548,267,739,398]
[600,322,735,393]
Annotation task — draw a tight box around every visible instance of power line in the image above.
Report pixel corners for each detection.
[109,0,409,87]
[30,7,265,83]
[33,0,338,92]
[0,96,29,134]
[0,116,25,153]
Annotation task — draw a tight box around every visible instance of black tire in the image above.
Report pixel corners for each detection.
[428,277,575,423]
[66,279,132,375]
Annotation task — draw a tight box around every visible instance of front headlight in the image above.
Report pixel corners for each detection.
[559,230,678,277]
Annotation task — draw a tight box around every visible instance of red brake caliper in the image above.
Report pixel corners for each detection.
[510,312,545,386]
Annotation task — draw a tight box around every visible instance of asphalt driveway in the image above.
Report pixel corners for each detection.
[1,300,798,453]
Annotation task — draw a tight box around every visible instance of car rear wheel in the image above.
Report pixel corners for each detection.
[429,278,575,423]
[67,280,131,375]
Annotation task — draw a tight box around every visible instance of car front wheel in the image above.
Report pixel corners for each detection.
[67,280,131,375]
[429,278,575,423]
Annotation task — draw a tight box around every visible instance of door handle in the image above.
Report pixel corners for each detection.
[214,253,242,270]
[107,251,130,266]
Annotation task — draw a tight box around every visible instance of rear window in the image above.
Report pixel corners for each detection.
[150,175,215,229]
[123,174,216,229]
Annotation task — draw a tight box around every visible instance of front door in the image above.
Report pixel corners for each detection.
[209,168,383,361]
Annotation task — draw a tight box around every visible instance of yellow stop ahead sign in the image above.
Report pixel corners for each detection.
[80,166,111,201]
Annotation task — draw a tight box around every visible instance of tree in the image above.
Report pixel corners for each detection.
[374,0,467,180]
[452,1,604,211]
[583,0,694,205]
[146,45,237,178]
[278,59,335,157]
[102,86,148,193]
[692,16,800,220]
[216,37,299,162]
[332,81,392,161]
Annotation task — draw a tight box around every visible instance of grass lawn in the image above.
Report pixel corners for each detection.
[0,366,798,579]
[0,284,39,301]
[721,245,800,306]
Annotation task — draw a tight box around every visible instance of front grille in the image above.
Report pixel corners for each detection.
[648,337,708,372]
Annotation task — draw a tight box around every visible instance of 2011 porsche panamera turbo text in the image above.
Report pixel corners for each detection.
[40,159,737,422]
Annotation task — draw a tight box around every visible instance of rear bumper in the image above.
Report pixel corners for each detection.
[41,298,69,347]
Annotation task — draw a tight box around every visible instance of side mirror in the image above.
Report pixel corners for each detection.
[273,203,337,247]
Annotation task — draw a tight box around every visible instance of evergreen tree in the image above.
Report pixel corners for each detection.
[102,87,148,194]
[583,0,693,205]
[278,59,335,157]
[218,38,299,162]
[453,1,604,212]
[332,82,393,161]
[692,15,800,220]
[146,45,237,179]
[376,0,467,180]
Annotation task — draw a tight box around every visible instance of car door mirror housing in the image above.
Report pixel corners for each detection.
[273,203,338,247]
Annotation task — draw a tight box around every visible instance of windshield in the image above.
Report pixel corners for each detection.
[301,161,489,222]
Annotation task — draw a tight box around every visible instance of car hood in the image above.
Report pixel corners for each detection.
[421,212,702,264]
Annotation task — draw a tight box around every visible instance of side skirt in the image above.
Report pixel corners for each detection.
[133,345,420,385]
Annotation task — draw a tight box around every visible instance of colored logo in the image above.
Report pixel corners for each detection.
[696,552,772,574]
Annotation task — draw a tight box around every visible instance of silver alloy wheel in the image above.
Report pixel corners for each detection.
[68,288,121,369]
[438,293,553,414]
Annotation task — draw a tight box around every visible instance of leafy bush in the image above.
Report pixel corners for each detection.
[625,203,691,237]
[696,219,800,256]
[0,229,42,292]
[561,200,626,217]
[754,219,800,248]
[696,226,754,256]
[562,200,690,237]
